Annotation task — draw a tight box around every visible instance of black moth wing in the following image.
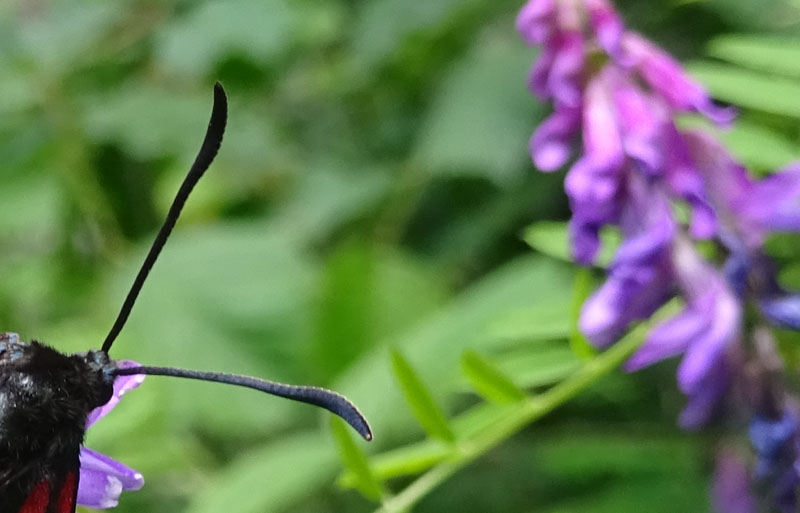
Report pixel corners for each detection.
[0,333,115,512]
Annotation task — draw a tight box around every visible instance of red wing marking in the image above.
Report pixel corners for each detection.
[18,481,50,513]
[56,473,77,513]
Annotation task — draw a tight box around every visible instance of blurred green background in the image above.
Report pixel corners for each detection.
[1,1,800,512]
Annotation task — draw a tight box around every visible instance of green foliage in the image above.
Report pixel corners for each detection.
[330,417,385,501]
[461,350,526,404]
[569,268,596,360]
[0,1,797,513]
[688,62,800,118]
[707,34,800,78]
[391,349,456,442]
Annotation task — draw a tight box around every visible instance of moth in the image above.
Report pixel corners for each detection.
[0,83,372,513]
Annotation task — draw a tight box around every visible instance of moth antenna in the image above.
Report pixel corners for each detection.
[114,365,373,440]
[101,83,228,354]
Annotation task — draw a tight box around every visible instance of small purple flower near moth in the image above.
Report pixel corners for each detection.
[77,360,145,509]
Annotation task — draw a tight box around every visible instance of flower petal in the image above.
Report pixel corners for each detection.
[711,448,757,513]
[86,360,145,428]
[622,33,736,125]
[77,448,144,508]
[676,281,740,394]
[528,46,556,100]
[516,0,555,45]
[547,32,585,108]
[580,69,625,172]
[662,127,717,238]
[530,106,580,171]
[678,355,729,429]
[584,0,624,56]
[739,163,800,232]
[611,72,664,174]
[625,308,703,371]
[761,294,800,330]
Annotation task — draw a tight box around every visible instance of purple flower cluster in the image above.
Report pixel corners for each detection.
[518,0,800,510]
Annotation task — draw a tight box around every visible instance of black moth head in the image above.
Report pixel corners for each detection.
[0,332,116,424]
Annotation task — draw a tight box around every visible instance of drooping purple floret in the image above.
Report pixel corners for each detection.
[78,360,145,509]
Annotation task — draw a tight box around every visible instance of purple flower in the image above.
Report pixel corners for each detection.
[530,105,580,171]
[519,0,800,510]
[678,355,730,429]
[761,295,800,330]
[522,0,585,108]
[685,132,800,250]
[77,360,145,509]
[516,0,555,45]
[619,235,740,390]
[584,0,624,56]
[620,33,736,125]
[749,412,800,513]
[712,448,757,513]
[579,176,674,346]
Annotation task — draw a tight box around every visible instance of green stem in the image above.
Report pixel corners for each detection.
[374,323,648,513]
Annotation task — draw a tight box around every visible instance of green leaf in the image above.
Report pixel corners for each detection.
[523,221,620,267]
[155,0,296,77]
[569,268,596,359]
[461,350,526,404]
[330,417,384,501]
[274,164,393,245]
[390,349,456,442]
[687,61,800,118]
[312,240,376,381]
[349,0,471,69]
[413,34,546,185]
[493,345,579,389]
[707,34,800,79]
[185,434,339,513]
[338,440,453,488]
[485,303,571,345]
[342,402,516,485]
[82,86,214,160]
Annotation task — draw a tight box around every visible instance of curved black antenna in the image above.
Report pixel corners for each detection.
[101,84,228,353]
[114,365,373,440]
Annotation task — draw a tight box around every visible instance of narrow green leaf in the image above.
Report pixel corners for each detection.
[707,34,800,79]
[485,303,570,344]
[342,402,516,486]
[569,268,596,360]
[330,417,384,501]
[687,62,800,118]
[390,349,456,442]
[338,440,454,488]
[493,346,579,389]
[461,350,526,404]
[523,221,620,267]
